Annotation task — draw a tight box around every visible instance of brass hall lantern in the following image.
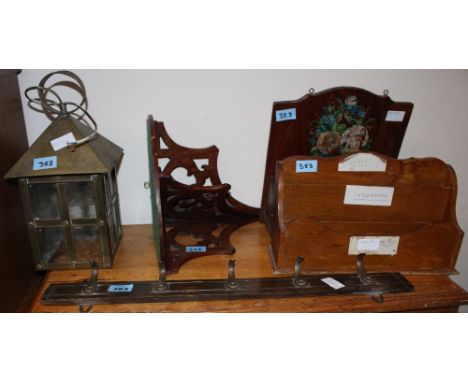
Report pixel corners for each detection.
[5,71,123,270]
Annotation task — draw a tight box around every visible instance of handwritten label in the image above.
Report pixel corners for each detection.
[186,246,207,253]
[275,108,296,122]
[107,284,134,292]
[33,156,57,170]
[357,238,381,251]
[344,185,394,206]
[50,132,77,151]
[296,159,318,173]
[385,110,405,122]
[338,153,387,172]
[348,236,400,255]
[321,277,345,290]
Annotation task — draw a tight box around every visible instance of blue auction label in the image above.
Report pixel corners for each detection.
[186,246,207,253]
[33,156,57,170]
[107,284,134,293]
[296,160,318,173]
[275,108,296,122]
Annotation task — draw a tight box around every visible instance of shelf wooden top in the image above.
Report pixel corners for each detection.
[31,223,468,312]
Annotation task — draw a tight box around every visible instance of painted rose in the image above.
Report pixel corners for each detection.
[310,95,374,157]
[316,131,341,155]
[340,125,369,152]
[344,95,358,106]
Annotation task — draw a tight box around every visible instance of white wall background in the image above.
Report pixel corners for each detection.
[18,70,468,308]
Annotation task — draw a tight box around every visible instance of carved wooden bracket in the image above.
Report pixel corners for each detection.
[148,115,258,273]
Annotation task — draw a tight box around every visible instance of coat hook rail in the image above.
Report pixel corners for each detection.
[41,259,413,308]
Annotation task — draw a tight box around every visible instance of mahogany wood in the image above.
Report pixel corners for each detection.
[268,153,463,274]
[260,87,413,222]
[30,224,468,312]
[148,116,258,273]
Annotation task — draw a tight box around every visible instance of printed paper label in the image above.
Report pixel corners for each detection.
[348,236,400,255]
[107,284,134,292]
[186,246,207,253]
[321,277,345,290]
[338,153,387,172]
[50,132,77,151]
[344,185,394,206]
[385,110,406,122]
[296,159,318,173]
[275,108,296,122]
[33,156,57,170]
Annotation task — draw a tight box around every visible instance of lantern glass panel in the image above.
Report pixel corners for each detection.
[111,208,120,252]
[108,211,117,251]
[72,225,101,262]
[30,183,60,220]
[104,168,121,252]
[37,227,67,263]
[67,181,96,219]
[115,206,122,237]
[104,172,113,205]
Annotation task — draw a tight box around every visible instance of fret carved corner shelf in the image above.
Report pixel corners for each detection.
[147,115,259,274]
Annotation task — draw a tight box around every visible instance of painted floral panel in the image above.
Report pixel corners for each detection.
[309,96,374,157]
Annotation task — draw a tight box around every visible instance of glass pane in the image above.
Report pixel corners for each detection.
[73,226,101,262]
[114,205,122,239]
[67,182,96,219]
[104,173,113,207]
[30,183,60,220]
[111,168,117,195]
[37,227,68,264]
[108,210,117,251]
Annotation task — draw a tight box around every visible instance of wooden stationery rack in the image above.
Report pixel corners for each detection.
[267,152,464,275]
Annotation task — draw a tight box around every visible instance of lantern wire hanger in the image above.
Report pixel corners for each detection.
[24,70,98,151]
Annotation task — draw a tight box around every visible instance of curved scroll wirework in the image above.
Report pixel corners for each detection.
[24,70,98,149]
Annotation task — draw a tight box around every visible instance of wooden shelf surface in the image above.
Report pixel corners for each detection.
[31,223,468,312]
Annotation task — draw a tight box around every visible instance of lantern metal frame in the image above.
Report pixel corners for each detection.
[5,71,124,270]
[18,168,122,270]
